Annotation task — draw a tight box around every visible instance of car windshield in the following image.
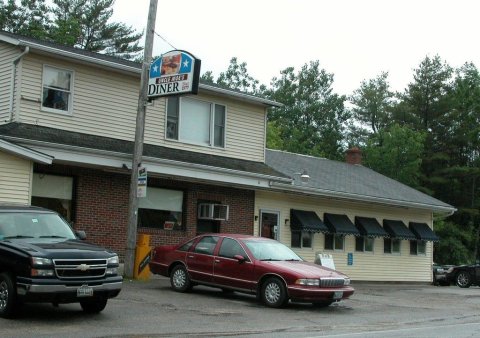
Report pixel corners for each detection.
[0,212,76,240]
[243,239,303,261]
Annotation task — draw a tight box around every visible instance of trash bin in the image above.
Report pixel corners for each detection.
[134,233,152,280]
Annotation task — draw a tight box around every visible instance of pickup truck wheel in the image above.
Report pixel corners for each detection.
[80,298,108,313]
[261,277,288,308]
[170,265,191,292]
[456,271,471,288]
[0,272,18,318]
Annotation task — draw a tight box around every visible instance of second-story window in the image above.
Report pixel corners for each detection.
[166,97,226,148]
[41,65,73,114]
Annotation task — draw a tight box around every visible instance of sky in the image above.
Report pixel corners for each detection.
[111,0,480,95]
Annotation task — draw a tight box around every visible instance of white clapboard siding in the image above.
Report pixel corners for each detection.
[255,190,434,282]
[0,43,20,123]
[17,53,266,162]
[0,151,32,204]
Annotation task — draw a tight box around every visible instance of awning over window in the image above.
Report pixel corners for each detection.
[290,209,329,233]
[355,216,389,238]
[409,222,440,242]
[383,219,416,240]
[324,213,360,236]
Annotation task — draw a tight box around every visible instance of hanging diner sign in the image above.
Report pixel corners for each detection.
[148,50,201,98]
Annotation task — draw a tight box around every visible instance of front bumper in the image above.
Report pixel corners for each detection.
[287,285,355,303]
[16,276,123,303]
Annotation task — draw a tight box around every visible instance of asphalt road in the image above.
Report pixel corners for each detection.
[2,276,480,338]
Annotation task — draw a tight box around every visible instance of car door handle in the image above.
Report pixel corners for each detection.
[188,255,194,258]
[214,259,220,263]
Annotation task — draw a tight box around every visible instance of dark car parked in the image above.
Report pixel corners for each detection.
[0,205,122,318]
[149,233,354,308]
[445,264,480,288]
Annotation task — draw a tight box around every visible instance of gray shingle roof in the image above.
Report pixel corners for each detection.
[0,123,288,179]
[266,149,455,213]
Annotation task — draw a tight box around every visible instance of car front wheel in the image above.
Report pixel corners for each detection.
[0,273,18,318]
[170,265,192,292]
[456,271,472,288]
[261,277,288,308]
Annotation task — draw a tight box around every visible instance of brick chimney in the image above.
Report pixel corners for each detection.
[345,147,362,165]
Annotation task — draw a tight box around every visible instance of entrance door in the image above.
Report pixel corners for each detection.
[259,210,279,240]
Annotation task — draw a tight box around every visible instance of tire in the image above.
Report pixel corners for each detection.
[456,271,472,288]
[0,272,18,318]
[313,301,333,308]
[261,277,288,308]
[170,265,192,292]
[80,298,108,313]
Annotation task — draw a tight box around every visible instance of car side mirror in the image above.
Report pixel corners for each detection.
[234,254,246,263]
[75,230,87,240]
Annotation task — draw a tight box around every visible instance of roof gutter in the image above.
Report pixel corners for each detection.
[17,39,140,74]
[9,46,29,122]
[5,36,282,108]
[3,135,291,185]
[269,181,457,214]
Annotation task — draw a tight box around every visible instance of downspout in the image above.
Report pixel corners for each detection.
[8,46,30,122]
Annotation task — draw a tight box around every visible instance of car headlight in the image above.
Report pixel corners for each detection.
[105,267,118,276]
[295,279,320,286]
[107,255,119,265]
[31,257,53,266]
[344,278,351,286]
[31,268,55,277]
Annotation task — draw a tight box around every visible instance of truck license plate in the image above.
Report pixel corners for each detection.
[77,285,93,297]
[333,291,343,300]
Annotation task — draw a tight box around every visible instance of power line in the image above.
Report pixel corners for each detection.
[154,31,176,50]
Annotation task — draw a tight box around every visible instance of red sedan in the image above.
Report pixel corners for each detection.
[149,234,354,308]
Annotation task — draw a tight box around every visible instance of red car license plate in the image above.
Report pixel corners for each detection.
[77,285,93,297]
[333,291,343,299]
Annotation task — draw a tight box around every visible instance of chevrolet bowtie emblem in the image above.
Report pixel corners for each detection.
[77,264,90,271]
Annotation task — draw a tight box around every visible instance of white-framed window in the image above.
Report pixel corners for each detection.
[355,236,374,252]
[324,234,344,251]
[166,96,226,148]
[198,203,229,221]
[41,65,73,114]
[384,238,401,254]
[410,240,426,255]
[138,187,183,230]
[291,231,313,248]
[31,173,73,221]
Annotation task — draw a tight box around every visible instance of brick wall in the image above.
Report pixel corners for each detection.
[35,164,255,260]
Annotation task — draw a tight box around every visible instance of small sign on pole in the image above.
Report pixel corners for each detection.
[148,50,201,99]
[137,167,147,198]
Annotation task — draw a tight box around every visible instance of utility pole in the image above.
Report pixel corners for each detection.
[124,0,158,279]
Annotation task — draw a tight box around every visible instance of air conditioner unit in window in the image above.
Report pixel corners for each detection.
[198,203,229,221]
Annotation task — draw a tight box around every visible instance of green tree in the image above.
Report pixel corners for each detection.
[402,55,453,131]
[363,124,426,188]
[50,0,143,59]
[0,0,143,60]
[434,219,473,265]
[200,71,215,85]
[350,71,394,134]
[216,57,264,94]
[0,0,51,39]
[266,61,349,160]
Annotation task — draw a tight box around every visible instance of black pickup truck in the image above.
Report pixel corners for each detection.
[0,205,122,318]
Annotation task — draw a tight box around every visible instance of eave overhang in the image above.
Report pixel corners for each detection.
[269,181,456,216]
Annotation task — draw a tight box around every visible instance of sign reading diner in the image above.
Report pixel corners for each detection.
[148,50,201,98]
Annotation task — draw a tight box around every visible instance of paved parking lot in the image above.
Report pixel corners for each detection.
[2,276,480,337]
